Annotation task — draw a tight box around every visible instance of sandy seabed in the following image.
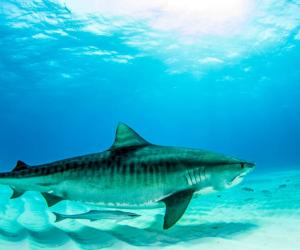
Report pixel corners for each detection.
[0,168,299,250]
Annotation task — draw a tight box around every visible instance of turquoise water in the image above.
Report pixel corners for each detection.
[1,0,300,249]
[0,170,300,249]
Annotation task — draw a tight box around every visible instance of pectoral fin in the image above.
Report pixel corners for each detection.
[161,189,194,230]
[41,192,64,207]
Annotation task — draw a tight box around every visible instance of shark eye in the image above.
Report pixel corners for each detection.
[241,163,245,169]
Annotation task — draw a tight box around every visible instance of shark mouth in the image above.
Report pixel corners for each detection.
[229,173,247,186]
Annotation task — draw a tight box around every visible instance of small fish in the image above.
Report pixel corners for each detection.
[261,189,271,196]
[53,209,140,222]
[278,184,287,189]
[242,187,254,192]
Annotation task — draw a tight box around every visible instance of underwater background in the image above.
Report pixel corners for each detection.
[0,0,300,249]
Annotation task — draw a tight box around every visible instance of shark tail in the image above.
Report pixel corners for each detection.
[53,212,66,222]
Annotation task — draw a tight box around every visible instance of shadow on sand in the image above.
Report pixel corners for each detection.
[0,219,257,249]
[109,220,257,247]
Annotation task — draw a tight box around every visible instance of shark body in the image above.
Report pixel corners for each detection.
[0,123,255,229]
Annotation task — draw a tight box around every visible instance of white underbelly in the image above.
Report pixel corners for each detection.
[53,179,169,206]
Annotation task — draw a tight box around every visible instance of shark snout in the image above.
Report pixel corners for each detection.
[226,161,255,187]
[239,162,255,177]
[241,162,255,169]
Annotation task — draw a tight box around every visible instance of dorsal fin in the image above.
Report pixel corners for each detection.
[13,160,29,172]
[111,123,150,149]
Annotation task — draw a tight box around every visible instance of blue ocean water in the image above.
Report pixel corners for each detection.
[0,1,300,249]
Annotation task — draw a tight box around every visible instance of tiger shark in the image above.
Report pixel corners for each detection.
[0,123,255,229]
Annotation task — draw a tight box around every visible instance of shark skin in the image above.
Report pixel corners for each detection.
[0,123,255,229]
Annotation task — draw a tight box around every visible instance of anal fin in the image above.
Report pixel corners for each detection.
[161,189,194,230]
[41,192,64,207]
[10,187,25,199]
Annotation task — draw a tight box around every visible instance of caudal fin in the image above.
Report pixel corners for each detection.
[52,212,66,222]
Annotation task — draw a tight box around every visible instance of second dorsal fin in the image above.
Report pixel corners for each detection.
[111,123,150,149]
[13,160,29,172]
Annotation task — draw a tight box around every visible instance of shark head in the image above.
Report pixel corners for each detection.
[207,160,255,191]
